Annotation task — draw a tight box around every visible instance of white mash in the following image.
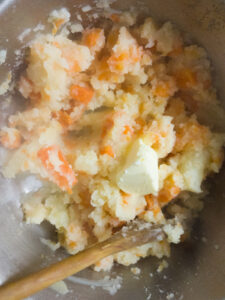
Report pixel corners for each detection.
[0,8,224,271]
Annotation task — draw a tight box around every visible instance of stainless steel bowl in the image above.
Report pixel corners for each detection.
[0,0,225,299]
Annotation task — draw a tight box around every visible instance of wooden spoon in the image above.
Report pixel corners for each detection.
[0,221,164,300]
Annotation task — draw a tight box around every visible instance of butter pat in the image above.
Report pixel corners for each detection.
[116,139,159,195]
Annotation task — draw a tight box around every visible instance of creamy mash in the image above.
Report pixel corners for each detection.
[0,8,224,271]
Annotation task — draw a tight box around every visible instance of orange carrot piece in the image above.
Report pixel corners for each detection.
[109,13,120,23]
[174,119,209,153]
[58,110,73,128]
[107,51,130,72]
[175,68,197,89]
[123,125,133,140]
[70,85,94,104]
[153,81,172,98]
[121,191,131,197]
[82,28,105,52]
[145,194,161,217]
[100,145,115,158]
[107,46,141,73]
[123,125,133,135]
[122,198,128,205]
[157,177,180,205]
[67,240,77,248]
[38,145,77,192]
[121,191,131,206]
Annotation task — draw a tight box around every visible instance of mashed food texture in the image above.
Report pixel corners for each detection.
[1,9,225,271]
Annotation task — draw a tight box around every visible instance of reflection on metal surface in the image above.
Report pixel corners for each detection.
[0,0,14,13]
[0,0,225,299]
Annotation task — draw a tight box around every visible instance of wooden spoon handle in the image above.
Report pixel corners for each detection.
[0,224,163,300]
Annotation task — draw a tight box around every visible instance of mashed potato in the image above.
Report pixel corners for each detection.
[1,9,225,271]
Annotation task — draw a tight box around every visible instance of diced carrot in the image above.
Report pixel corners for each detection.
[68,240,77,248]
[0,128,21,149]
[123,125,133,140]
[157,177,180,205]
[145,194,161,217]
[174,119,209,153]
[121,191,131,197]
[107,46,141,73]
[100,145,115,158]
[70,85,94,105]
[68,61,81,73]
[122,198,128,205]
[57,110,73,128]
[38,145,77,192]
[175,68,197,89]
[121,191,131,206]
[109,13,120,23]
[145,179,180,211]
[153,81,172,98]
[108,51,129,72]
[98,71,110,81]
[97,57,112,81]
[158,186,180,205]
[82,28,105,53]
[145,194,154,209]
[97,69,121,83]
[123,125,133,135]
[82,29,101,47]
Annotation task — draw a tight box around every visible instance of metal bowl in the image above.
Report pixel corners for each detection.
[0,0,225,299]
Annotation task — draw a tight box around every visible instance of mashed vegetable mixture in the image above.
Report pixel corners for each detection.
[1,9,224,271]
